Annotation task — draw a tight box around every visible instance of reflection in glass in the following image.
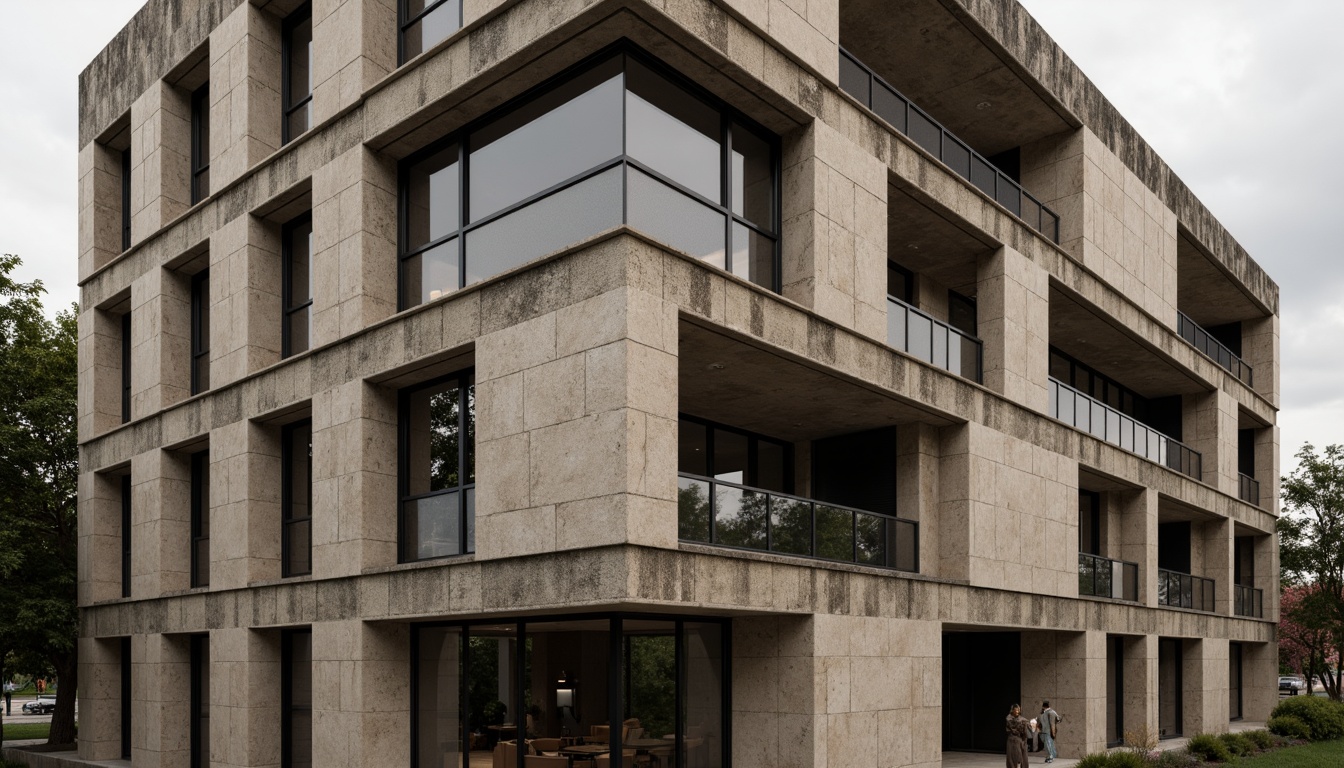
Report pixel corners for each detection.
[872,82,907,133]
[731,125,773,227]
[401,0,462,61]
[415,626,462,768]
[815,505,854,561]
[285,631,313,768]
[627,59,721,202]
[283,420,312,577]
[908,109,941,156]
[406,143,460,250]
[283,217,313,357]
[770,497,811,556]
[627,170,726,266]
[406,380,464,494]
[711,430,747,485]
[283,9,312,143]
[403,493,462,561]
[678,476,711,542]
[730,222,775,291]
[402,374,474,560]
[855,513,886,566]
[403,238,459,307]
[714,485,766,550]
[683,623,725,768]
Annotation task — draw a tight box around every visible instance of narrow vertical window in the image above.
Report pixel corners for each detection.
[282,4,313,144]
[282,214,313,357]
[282,420,313,577]
[191,270,210,394]
[121,474,132,598]
[399,0,462,63]
[191,635,210,768]
[121,148,132,251]
[282,629,313,768]
[191,84,211,203]
[399,371,475,561]
[190,450,210,588]
[121,311,132,422]
[120,636,132,759]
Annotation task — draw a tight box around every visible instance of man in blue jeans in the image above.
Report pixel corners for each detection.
[1039,701,1063,763]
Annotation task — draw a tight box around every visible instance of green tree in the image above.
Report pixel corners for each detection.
[0,254,79,744]
[1279,443,1344,701]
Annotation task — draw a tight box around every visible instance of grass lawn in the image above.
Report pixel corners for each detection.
[1,721,50,741]
[1239,739,1344,766]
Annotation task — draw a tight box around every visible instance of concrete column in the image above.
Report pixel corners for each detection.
[131,448,194,597]
[311,0,397,125]
[897,423,940,578]
[936,424,971,582]
[208,215,283,388]
[1254,424,1280,513]
[129,80,191,242]
[1182,637,1229,735]
[1242,313,1279,407]
[1021,631,1105,757]
[779,121,887,343]
[474,281,679,559]
[78,304,124,439]
[132,634,192,768]
[131,264,193,416]
[211,628,282,768]
[78,471,124,605]
[1242,642,1278,723]
[313,621,411,768]
[311,379,398,576]
[78,637,125,761]
[1122,635,1159,742]
[78,139,125,276]
[210,420,283,589]
[1201,517,1234,615]
[1182,389,1238,495]
[976,245,1050,412]
[1253,533,1279,622]
[310,145,397,345]
[1118,489,1158,607]
[731,616,816,768]
[209,3,283,190]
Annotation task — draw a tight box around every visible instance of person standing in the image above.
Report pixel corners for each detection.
[2,680,13,715]
[1005,703,1030,768]
[1039,700,1063,764]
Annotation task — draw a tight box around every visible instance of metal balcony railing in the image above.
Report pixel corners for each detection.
[838,48,1060,243]
[1048,378,1202,480]
[1177,311,1253,387]
[1079,552,1139,602]
[887,296,983,382]
[677,473,918,572]
[1238,473,1261,507]
[1234,584,1264,618]
[1158,569,1216,612]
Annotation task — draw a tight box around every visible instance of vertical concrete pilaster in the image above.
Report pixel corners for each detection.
[1183,388,1238,496]
[209,3,283,190]
[977,245,1050,412]
[312,0,397,125]
[131,448,193,597]
[129,80,191,243]
[1254,424,1280,513]
[132,634,192,768]
[78,637,126,761]
[1182,637,1229,735]
[1123,635,1159,741]
[79,140,125,276]
[212,628,282,768]
[936,424,971,583]
[1118,489,1158,607]
[78,471,124,606]
[209,215,283,388]
[1201,517,1234,615]
[131,264,193,417]
[1242,642,1278,723]
[1022,631,1106,758]
[313,621,411,768]
[78,305,124,439]
[211,420,283,589]
[897,423,940,578]
[1242,313,1279,407]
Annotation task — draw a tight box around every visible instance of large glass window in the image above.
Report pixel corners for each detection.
[191,635,210,768]
[399,47,779,310]
[283,629,313,768]
[191,84,210,204]
[283,420,313,577]
[400,0,462,62]
[283,214,313,357]
[191,270,210,394]
[282,4,313,145]
[191,450,210,588]
[400,372,475,561]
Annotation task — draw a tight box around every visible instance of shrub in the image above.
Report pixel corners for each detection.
[1267,714,1311,741]
[1075,754,1110,768]
[1243,729,1276,750]
[1218,731,1256,756]
[1150,751,1198,768]
[1270,695,1344,740]
[1185,733,1233,763]
[1106,751,1147,768]
[1123,723,1159,756]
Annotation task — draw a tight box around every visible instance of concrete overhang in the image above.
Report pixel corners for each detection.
[1177,231,1270,326]
[887,182,997,295]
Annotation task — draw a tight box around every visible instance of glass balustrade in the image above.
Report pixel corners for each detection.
[1078,552,1139,602]
[887,296,983,382]
[1158,568,1216,613]
[1048,378,1202,480]
[1177,311,1253,387]
[1238,473,1260,507]
[1233,584,1264,618]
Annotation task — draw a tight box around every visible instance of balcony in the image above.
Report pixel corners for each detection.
[1078,552,1139,602]
[1233,584,1264,618]
[678,474,919,572]
[888,297,982,382]
[838,48,1060,243]
[1237,473,1260,507]
[1177,311,1253,387]
[1048,378,1202,480]
[1158,569,1216,612]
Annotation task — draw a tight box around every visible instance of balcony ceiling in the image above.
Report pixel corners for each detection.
[887,183,996,294]
[678,320,950,443]
[840,0,1074,157]
[1177,233,1265,327]
[1049,286,1207,398]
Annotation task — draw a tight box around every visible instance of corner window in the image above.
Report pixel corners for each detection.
[399,371,474,562]
[282,629,313,768]
[191,270,210,394]
[282,4,313,144]
[282,214,313,357]
[190,450,210,588]
[400,0,462,63]
[191,84,210,204]
[282,420,313,577]
[398,47,779,310]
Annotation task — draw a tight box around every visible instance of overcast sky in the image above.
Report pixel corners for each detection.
[2,1,1339,472]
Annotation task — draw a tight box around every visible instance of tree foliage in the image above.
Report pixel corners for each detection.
[0,254,79,744]
[1279,444,1344,700]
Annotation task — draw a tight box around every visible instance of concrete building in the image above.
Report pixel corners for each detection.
[66,0,1278,766]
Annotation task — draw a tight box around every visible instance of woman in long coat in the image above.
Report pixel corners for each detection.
[1005,703,1030,768]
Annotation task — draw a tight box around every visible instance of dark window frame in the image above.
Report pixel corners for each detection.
[282,419,313,577]
[396,42,781,310]
[191,84,210,204]
[1079,489,1101,556]
[121,473,132,598]
[397,370,476,563]
[191,269,210,395]
[121,148,132,251]
[120,636,132,759]
[948,289,977,337]
[1106,635,1124,748]
[677,412,794,494]
[281,213,314,358]
[1229,641,1243,721]
[398,0,463,65]
[282,627,313,768]
[190,450,210,589]
[886,261,914,304]
[281,3,313,145]
[1159,637,1183,739]
[121,310,132,422]
[190,634,210,768]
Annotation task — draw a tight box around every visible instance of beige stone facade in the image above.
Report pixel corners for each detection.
[62,1,1279,767]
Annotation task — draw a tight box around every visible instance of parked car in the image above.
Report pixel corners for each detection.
[1279,675,1307,695]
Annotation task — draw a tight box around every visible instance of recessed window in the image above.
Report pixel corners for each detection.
[120,636,132,759]
[190,450,210,588]
[398,47,779,310]
[191,270,210,394]
[121,148,132,251]
[191,84,210,204]
[399,371,474,562]
[121,311,132,422]
[121,474,132,598]
[282,629,313,768]
[399,0,462,63]
[948,290,977,336]
[282,4,312,144]
[282,420,312,577]
[887,262,913,304]
[282,214,313,357]
[191,635,210,768]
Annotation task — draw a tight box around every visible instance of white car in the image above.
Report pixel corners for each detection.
[1279,676,1306,695]
[21,695,57,714]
